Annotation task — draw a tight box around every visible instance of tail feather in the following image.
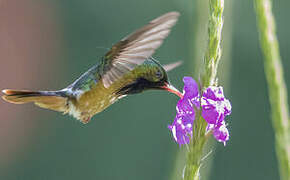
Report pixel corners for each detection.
[2,89,68,112]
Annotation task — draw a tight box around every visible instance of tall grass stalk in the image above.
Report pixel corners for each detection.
[183,0,225,179]
[254,0,290,179]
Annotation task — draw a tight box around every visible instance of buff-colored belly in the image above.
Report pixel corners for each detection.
[67,71,136,123]
[74,83,118,120]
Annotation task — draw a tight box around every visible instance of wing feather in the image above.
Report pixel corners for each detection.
[102,12,180,88]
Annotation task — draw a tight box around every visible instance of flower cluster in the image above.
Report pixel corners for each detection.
[168,77,232,146]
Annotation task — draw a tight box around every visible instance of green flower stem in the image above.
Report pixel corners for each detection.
[184,0,224,179]
[254,0,290,180]
[184,113,208,180]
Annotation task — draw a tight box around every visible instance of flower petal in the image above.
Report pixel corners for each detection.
[223,99,232,115]
[168,113,195,145]
[203,86,224,101]
[201,86,231,126]
[176,98,194,114]
[183,76,199,98]
[213,124,229,146]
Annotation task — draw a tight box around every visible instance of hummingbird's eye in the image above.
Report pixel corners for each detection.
[155,70,163,79]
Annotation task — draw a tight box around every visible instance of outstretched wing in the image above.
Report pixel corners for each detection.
[102,12,180,88]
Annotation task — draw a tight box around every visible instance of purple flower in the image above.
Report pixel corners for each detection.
[201,86,231,144]
[213,123,229,145]
[201,88,231,125]
[206,121,229,146]
[168,77,232,145]
[168,114,194,144]
[168,77,199,145]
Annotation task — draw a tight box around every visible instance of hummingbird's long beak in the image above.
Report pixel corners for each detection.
[162,83,183,98]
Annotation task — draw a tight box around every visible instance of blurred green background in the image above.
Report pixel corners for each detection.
[0,0,289,180]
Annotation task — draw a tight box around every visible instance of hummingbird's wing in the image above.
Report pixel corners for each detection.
[163,61,183,72]
[102,12,180,88]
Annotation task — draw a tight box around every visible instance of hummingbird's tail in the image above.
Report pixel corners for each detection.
[1,89,69,113]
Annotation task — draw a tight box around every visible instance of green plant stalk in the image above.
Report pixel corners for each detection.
[254,0,290,180]
[202,0,224,87]
[183,0,224,179]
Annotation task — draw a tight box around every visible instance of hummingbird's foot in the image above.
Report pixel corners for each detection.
[81,116,91,124]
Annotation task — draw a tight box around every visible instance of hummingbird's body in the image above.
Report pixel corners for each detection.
[2,12,182,124]
[65,58,166,123]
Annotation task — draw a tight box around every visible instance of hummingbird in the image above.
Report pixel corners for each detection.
[2,12,183,124]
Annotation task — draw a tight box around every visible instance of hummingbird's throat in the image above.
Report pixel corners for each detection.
[162,83,183,98]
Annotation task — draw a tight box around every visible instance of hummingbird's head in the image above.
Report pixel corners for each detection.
[117,59,182,98]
